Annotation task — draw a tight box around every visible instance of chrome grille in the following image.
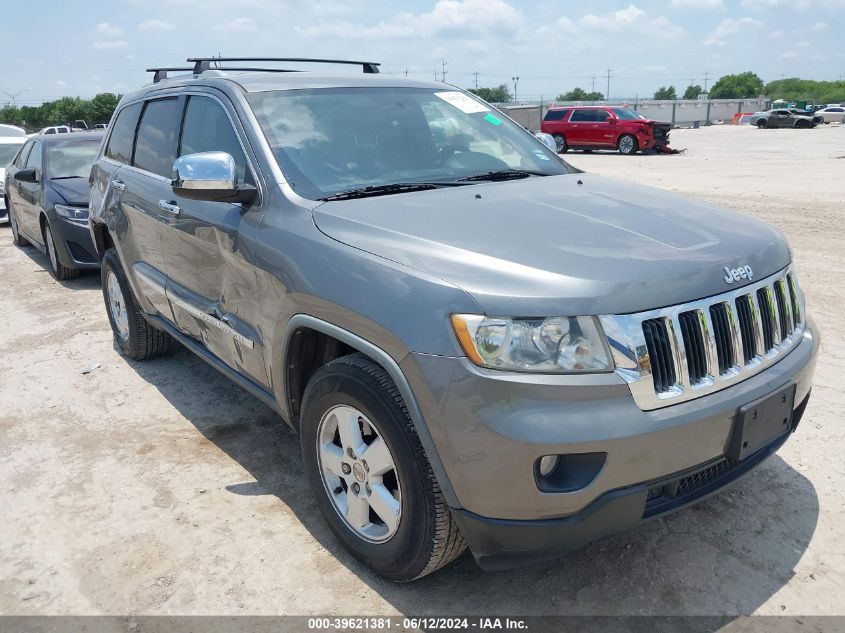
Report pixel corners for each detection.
[600,266,805,410]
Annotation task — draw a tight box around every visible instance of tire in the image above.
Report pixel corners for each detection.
[552,134,567,153]
[756,119,767,129]
[8,201,30,247]
[617,134,638,155]
[101,248,171,360]
[300,353,466,581]
[795,119,811,129]
[43,220,79,281]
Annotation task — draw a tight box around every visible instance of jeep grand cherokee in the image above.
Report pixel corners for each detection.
[88,57,819,581]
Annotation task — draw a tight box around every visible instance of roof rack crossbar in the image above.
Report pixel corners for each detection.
[146,67,194,83]
[187,57,381,75]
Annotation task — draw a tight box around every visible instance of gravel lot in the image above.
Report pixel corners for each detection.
[1,124,843,617]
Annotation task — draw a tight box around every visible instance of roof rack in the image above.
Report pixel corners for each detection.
[147,67,194,83]
[187,57,381,75]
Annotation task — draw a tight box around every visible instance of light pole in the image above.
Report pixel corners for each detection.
[1,89,29,107]
[512,76,519,103]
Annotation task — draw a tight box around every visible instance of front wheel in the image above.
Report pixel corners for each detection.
[756,119,768,129]
[552,134,567,153]
[300,353,466,581]
[617,134,638,155]
[101,248,171,360]
[44,220,79,280]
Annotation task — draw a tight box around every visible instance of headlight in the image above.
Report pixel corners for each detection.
[450,314,613,373]
[55,204,89,224]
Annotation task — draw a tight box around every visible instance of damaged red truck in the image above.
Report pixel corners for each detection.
[540,106,672,155]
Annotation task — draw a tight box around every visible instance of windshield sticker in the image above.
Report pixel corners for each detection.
[435,91,490,114]
[484,113,502,126]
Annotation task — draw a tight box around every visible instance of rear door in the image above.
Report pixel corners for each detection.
[6,140,33,223]
[159,93,268,386]
[566,109,593,145]
[109,97,183,318]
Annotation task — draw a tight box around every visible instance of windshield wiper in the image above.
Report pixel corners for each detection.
[457,169,550,182]
[318,182,464,201]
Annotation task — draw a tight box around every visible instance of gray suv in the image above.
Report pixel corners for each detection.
[89,57,819,581]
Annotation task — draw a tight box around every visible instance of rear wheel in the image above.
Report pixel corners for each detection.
[44,221,79,280]
[101,248,171,360]
[9,203,30,247]
[301,353,466,581]
[552,134,567,153]
[617,134,638,155]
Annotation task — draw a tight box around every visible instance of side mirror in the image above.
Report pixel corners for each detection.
[534,132,557,152]
[14,169,37,183]
[171,151,256,204]
[606,116,615,124]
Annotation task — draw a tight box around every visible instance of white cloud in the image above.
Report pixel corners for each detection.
[544,3,684,40]
[94,22,122,37]
[211,17,259,32]
[138,19,175,31]
[780,50,798,58]
[809,21,828,29]
[93,40,130,50]
[742,0,845,9]
[56,80,67,87]
[670,0,724,9]
[704,16,761,45]
[298,0,524,40]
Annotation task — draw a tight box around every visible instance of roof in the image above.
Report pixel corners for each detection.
[35,131,104,144]
[0,136,27,145]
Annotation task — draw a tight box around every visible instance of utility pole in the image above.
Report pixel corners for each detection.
[702,71,711,92]
[604,68,612,101]
[1,89,28,107]
[779,73,786,82]
[440,60,447,83]
[472,72,479,89]
[404,67,408,77]
[512,76,519,103]
[591,75,596,93]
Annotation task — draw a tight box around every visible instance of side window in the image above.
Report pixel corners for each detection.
[569,109,592,122]
[179,96,252,185]
[134,97,182,178]
[15,141,33,167]
[105,102,143,164]
[24,141,42,173]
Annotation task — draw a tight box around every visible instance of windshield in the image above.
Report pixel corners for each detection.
[248,87,572,200]
[611,108,646,120]
[0,142,24,166]
[47,140,100,179]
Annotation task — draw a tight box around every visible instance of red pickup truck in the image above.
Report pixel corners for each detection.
[540,106,671,155]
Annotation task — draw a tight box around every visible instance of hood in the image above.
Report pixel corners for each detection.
[49,177,90,206]
[311,174,791,316]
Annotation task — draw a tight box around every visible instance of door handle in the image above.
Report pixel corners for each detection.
[158,200,181,216]
[111,179,125,191]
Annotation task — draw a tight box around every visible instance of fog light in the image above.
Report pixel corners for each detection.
[538,455,559,477]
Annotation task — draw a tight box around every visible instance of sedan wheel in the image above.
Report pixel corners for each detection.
[757,119,768,129]
[43,221,79,280]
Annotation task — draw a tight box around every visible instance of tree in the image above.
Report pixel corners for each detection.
[468,85,511,103]
[556,87,603,101]
[709,72,764,99]
[764,78,845,104]
[683,84,703,100]
[0,93,122,131]
[653,86,677,100]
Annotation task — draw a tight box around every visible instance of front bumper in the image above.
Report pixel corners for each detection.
[47,213,100,270]
[401,317,818,567]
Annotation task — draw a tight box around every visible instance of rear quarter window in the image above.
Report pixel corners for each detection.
[543,109,568,122]
[105,102,143,164]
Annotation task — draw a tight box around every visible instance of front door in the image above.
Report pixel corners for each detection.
[160,93,269,387]
[588,109,615,146]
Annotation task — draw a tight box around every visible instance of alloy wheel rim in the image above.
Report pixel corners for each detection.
[45,225,58,272]
[107,271,130,341]
[555,136,565,151]
[316,404,402,543]
[620,136,634,153]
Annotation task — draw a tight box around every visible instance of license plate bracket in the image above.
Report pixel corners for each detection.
[728,384,796,461]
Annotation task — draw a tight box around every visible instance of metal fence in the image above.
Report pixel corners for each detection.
[495,98,772,132]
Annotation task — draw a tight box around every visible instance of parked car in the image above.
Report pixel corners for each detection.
[540,106,671,154]
[93,123,109,130]
[0,135,28,223]
[816,106,845,123]
[0,124,27,137]
[787,109,824,126]
[749,109,818,128]
[5,131,103,279]
[89,58,818,581]
[38,125,72,135]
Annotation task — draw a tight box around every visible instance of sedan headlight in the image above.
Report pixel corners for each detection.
[55,204,89,225]
[450,314,613,373]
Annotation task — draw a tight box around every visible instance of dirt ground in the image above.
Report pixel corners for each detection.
[1,124,843,617]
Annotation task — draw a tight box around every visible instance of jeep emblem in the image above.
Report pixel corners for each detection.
[723,265,753,284]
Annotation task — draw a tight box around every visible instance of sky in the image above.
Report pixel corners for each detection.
[2,0,844,106]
